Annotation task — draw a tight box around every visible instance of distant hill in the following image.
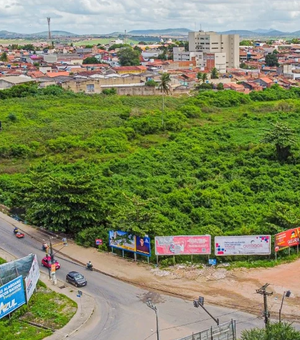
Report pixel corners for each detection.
[128,28,192,36]
[219,29,300,38]
[0,30,77,39]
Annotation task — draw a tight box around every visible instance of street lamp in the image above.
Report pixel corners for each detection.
[146,299,160,340]
[279,290,291,323]
[193,296,219,326]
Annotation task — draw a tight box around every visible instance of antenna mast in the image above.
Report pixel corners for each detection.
[47,17,51,40]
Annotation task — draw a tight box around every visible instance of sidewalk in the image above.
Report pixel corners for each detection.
[0,247,95,340]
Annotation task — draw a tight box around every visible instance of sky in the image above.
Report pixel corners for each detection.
[1,0,300,34]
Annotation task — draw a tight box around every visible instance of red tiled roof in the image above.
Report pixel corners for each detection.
[259,77,273,84]
[46,71,70,78]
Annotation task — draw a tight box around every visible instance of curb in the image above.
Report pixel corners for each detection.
[65,306,95,338]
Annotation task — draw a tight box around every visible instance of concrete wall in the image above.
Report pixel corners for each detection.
[61,76,144,93]
[0,80,13,90]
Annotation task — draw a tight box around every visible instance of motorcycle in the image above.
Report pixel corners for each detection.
[42,243,48,251]
[86,263,93,271]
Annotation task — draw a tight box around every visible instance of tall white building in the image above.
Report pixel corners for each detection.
[189,31,239,69]
[173,31,239,72]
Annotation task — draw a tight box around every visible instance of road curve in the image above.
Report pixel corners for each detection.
[0,216,272,340]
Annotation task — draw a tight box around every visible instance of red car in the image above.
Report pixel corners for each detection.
[15,232,25,238]
[41,256,61,270]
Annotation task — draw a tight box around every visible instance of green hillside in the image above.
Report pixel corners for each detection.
[0,84,300,258]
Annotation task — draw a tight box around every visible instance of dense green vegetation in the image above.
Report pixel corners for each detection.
[240,322,300,340]
[1,84,300,260]
[0,259,77,340]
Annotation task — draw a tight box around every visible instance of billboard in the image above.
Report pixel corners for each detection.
[155,236,211,256]
[24,254,40,302]
[0,276,26,319]
[215,235,271,256]
[275,228,300,252]
[109,231,151,257]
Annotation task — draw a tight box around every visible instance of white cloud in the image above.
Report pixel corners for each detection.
[0,0,299,34]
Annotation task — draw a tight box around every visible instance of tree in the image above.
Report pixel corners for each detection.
[83,56,100,64]
[145,79,157,87]
[117,47,140,66]
[159,73,171,95]
[197,72,207,84]
[0,52,8,62]
[133,45,142,53]
[240,322,300,340]
[102,88,117,95]
[261,122,296,161]
[22,44,35,51]
[217,83,224,90]
[108,43,130,51]
[107,193,161,237]
[265,53,279,67]
[211,67,218,79]
[240,40,253,46]
[24,164,108,234]
[158,73,171,128]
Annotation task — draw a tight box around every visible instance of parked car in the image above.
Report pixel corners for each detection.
[66,271,87,287]
[41,256,61,270]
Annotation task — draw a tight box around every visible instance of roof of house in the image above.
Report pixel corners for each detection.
[0,76,34,84]
[46,71,70,78]
[259,77,273,84]
[113,66,147,72]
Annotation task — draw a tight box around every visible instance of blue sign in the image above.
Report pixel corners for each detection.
[208,259,217,266]
[0,276,26,319]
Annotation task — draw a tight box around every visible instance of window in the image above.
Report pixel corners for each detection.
[86,84,94,92]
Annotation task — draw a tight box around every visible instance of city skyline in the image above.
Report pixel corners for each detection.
[1,0,300,35]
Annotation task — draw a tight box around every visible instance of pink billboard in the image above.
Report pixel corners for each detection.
[155,235,211,255]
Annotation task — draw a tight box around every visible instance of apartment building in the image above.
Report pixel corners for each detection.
[173,31,239,72]
[189,31,239,69]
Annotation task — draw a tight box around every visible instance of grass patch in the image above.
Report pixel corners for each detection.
[0,258,77,340]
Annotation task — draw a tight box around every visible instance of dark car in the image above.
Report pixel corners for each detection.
[66,271,87,287]
[41,256,61,270]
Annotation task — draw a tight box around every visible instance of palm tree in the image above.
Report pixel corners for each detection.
[158,73,171,129]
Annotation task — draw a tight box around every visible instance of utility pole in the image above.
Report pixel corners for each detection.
[256,283,273,329]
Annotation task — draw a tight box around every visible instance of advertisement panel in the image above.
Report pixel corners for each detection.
[135,236,151,257]
[109,231,151,257]
[24,254,40,302]
[155,235,211,255]
[109,230,136,252]
[275,228,300,252]
[0,276,26,319]
[215,235,271,256]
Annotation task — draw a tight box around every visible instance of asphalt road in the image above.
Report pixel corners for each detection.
[0,217,272,340]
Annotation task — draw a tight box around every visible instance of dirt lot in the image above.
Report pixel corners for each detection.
[88,250,300,322]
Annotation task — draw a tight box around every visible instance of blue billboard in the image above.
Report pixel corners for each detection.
[0,276,26,319]
[109,230,151,257]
